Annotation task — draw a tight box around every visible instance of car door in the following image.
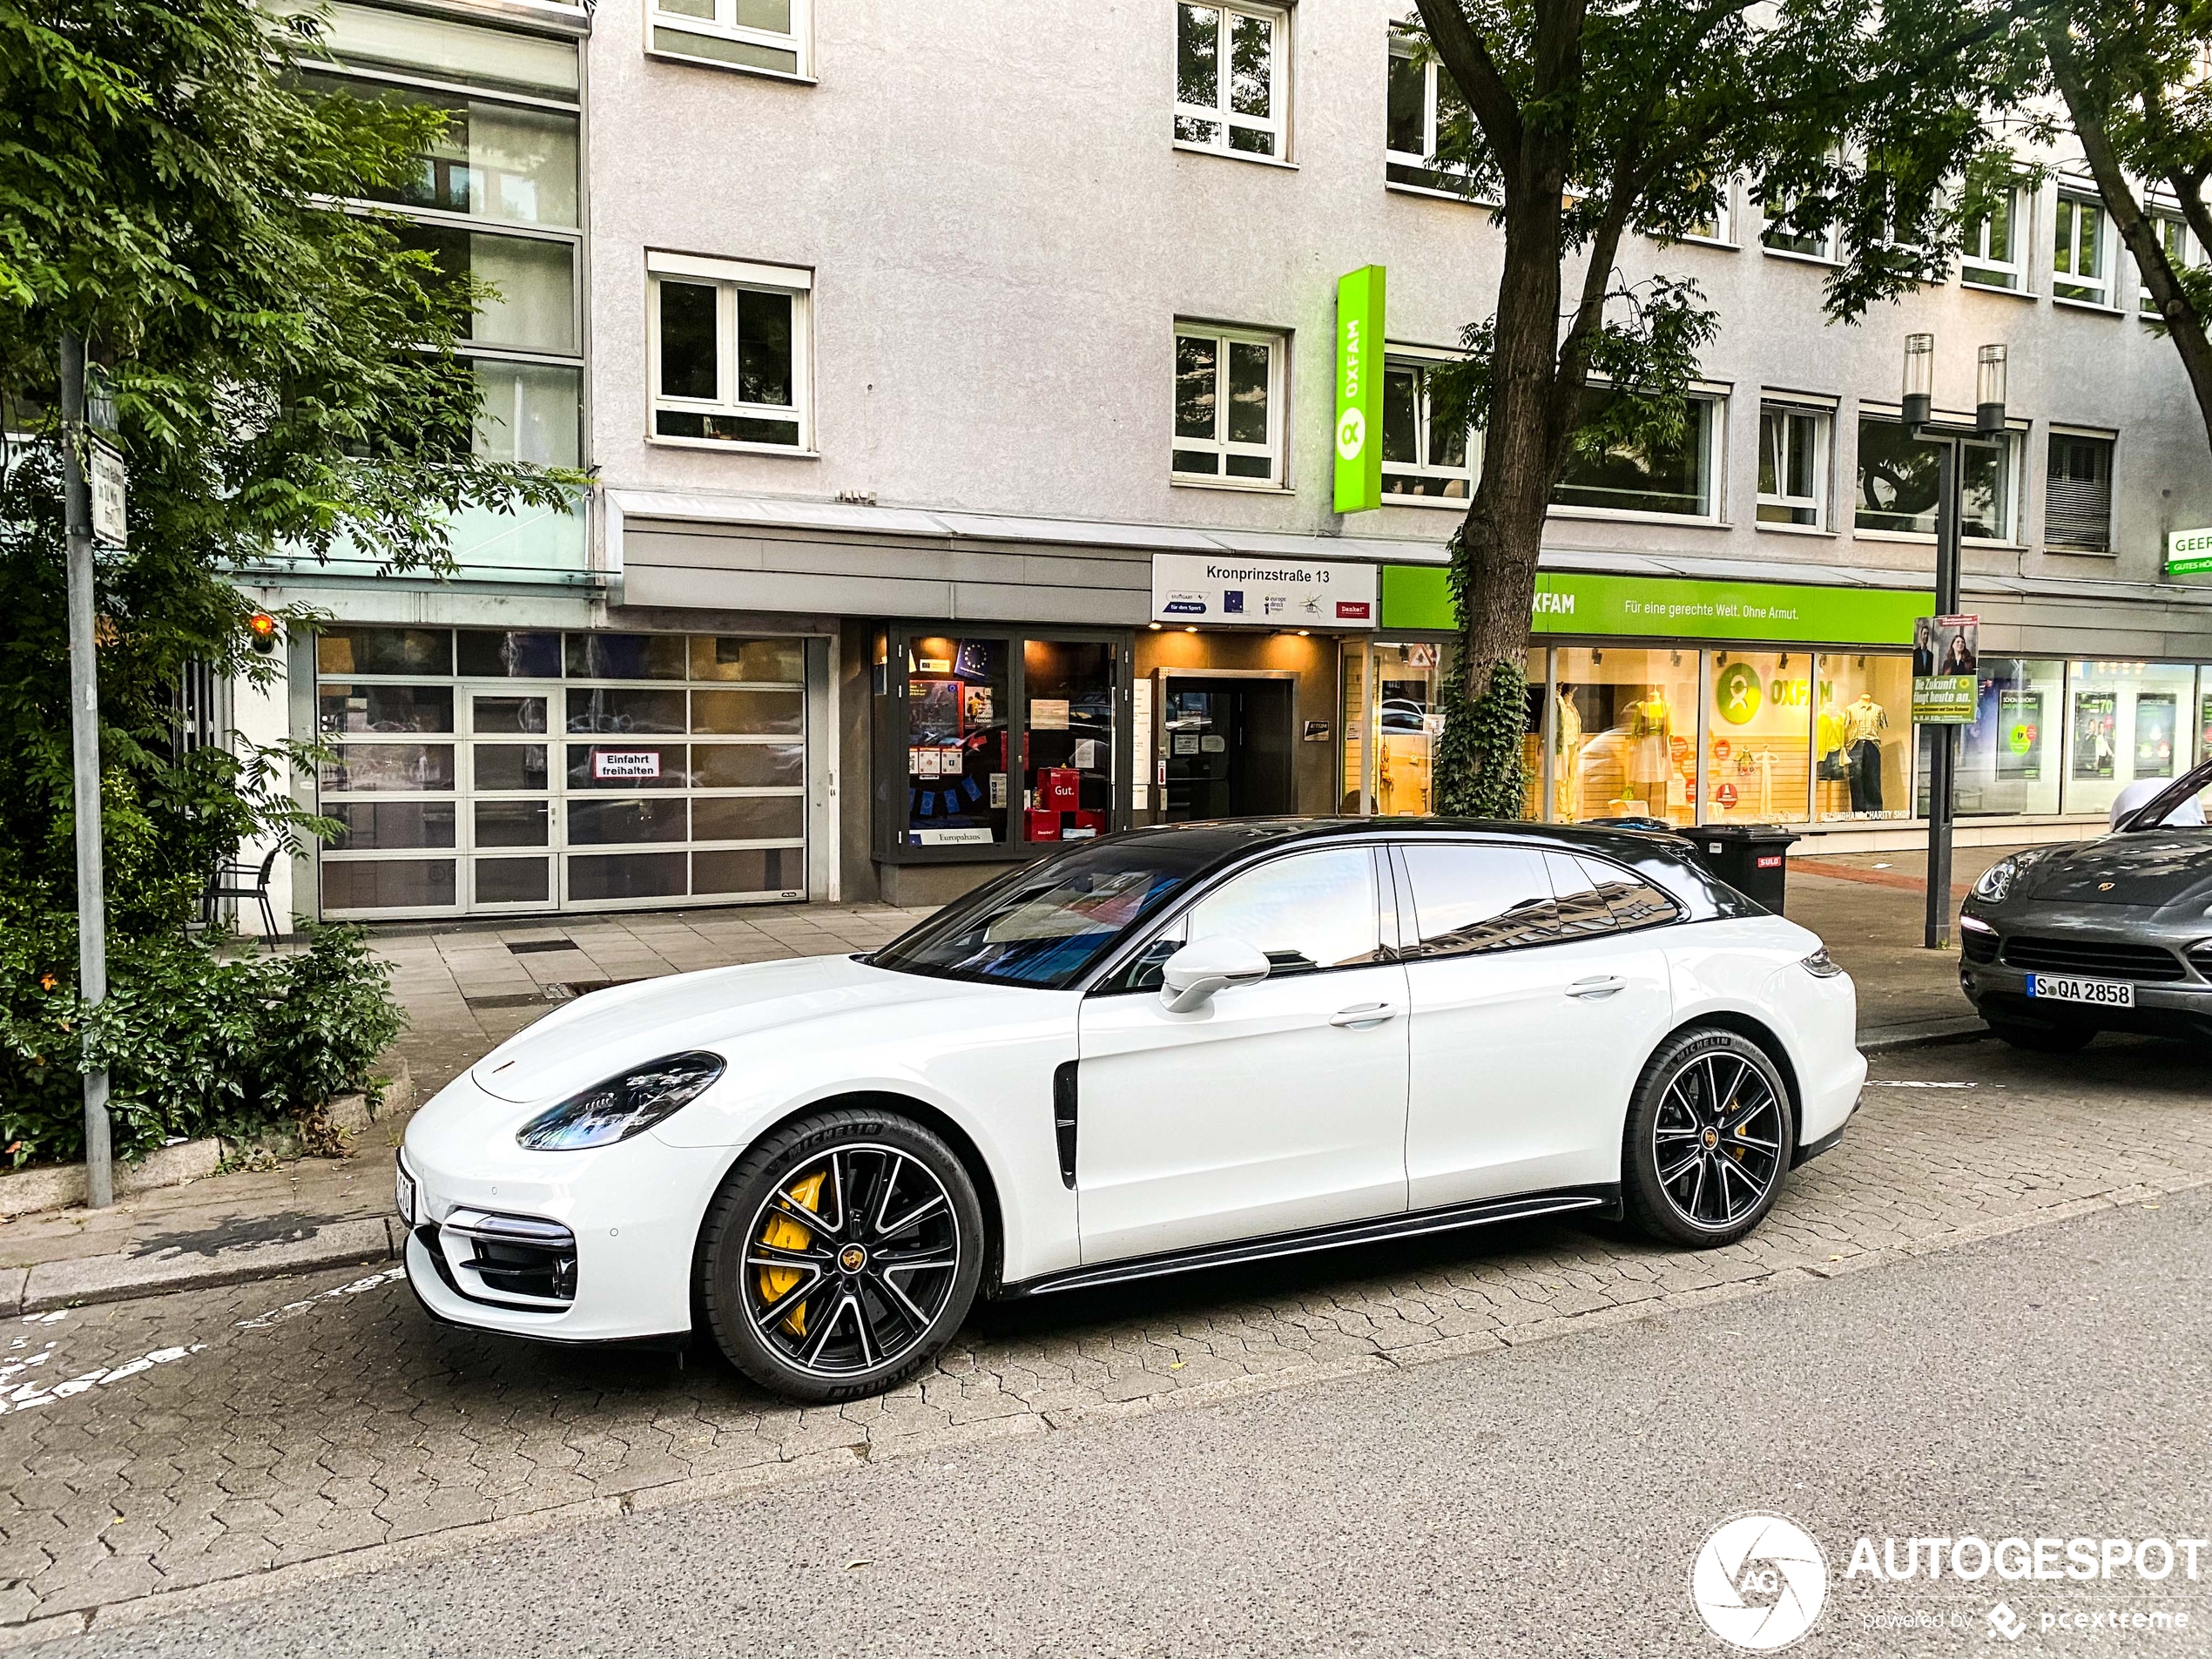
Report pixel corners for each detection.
[1076,845,1411,1264]
[1399,842,1676,1209]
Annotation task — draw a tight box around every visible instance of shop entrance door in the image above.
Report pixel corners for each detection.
[1161,678,1294,821]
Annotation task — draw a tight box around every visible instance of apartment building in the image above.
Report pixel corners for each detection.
[230,0,2212,926]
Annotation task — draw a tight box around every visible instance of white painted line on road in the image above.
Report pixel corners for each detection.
[233,1267,407,1332]
[1865,1081,1979,1089]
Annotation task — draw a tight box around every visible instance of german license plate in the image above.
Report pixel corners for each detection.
[395,1161,417,1227]
[2026,974,2134,1008]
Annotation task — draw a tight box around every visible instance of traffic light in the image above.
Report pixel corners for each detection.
[247,612,280,655]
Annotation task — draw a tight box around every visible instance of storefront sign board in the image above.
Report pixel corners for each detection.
[2166,526,2212,576]
[1152,553,1379,628]
[1379,565,1932,645]
[1333,266,1387,514]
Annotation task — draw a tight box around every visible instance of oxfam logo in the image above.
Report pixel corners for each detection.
[1689,1514,1828,1651]
[1716,662,1764,725]
[1336,406,1366,461]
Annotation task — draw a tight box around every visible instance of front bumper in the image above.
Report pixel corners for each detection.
[1959,914,2212,1041]
[398,1070,732,1343]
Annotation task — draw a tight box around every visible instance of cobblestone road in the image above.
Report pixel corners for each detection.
[3,1036,2209,1643]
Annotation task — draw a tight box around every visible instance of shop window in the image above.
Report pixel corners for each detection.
[1813,655,1910,822]
[1173,325,1284,485]
[2053,192,2110,305]
[648,0,808,77]
[1922,656,2066,818]
[649,255,811,450]
[316,628,453,678]
[1552,389,1716,518]
[2045,433,2114,552]
[325,801,457,851]
[1709,651,1813,825]
[2060,661,2199,819]
[1386,34,1475,195]
[1381,354,1474,501]
[1022,641,1117,845]
[1756,403,1828,529]
[1552,647,1702,827]
[901,636,1012,848]
[1960,181,2025,290]
[1175,3,1287,160]
[1854,418,2014,541]
[566,632,689,679]
[1345,644,1540,819]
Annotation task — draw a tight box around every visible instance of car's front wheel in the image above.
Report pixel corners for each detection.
[698,1108,985,1403]
[1622,1028,1797,1249]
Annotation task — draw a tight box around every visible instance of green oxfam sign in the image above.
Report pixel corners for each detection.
[1713,661,1764,724]
[1379,566,1932,645]
[1332,266,1386,515]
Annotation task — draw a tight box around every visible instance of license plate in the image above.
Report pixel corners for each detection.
[2026,974,2134,1008]
[395,1162,417,1227]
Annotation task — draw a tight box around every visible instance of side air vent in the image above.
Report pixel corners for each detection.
[1052,1060,1078,1189]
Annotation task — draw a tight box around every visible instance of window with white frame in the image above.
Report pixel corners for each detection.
[648,0,808,78]
[2053,192,2110,304]
[1682,176,1734,244]
[1386,34,1475,194]
[1174,3,1286,159]
[649,253,810,449]
[1380,352,1475,500]
[1172,325,1284,485]
[1856,416,2015,541]
[2045,431,2114,552]
[2142,210,2200,316]
[1758,184,1837,260]
[1757,401,1830,529]
[1960,179,2026,290]
[1553,388,1720,518]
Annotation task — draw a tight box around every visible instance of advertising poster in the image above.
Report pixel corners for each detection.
[2135,692,2178,778]
[2072,691,2119,779]
[2202,693,2212,762]
[1995,690,2042,780]
[1911,614,1979,725]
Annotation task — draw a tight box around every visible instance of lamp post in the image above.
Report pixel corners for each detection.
[1901,334,2007,951]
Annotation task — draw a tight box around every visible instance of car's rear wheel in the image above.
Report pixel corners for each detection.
[1984,1018,2094,1054]
[1622,1028,1796,1249]
[698,1108,984,1403]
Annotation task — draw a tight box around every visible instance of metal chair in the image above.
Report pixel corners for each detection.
[205,845,281,940]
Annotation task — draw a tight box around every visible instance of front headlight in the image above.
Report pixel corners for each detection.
[1800,947,1845,979]
[1972,856,2020,903]
[516,1052,725,1150]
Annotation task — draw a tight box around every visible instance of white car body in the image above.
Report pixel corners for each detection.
[401,826,1864,1347]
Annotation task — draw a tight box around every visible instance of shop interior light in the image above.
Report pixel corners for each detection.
[1297,630,1310,637]
[1148,622,1162,631]
[1184,624,1197,633]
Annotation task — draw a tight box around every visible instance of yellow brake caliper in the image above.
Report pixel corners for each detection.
[757,1170,827,1337]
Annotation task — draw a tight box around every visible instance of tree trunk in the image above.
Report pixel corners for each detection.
[2048,32,2212,458]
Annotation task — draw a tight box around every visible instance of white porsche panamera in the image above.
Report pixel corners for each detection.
[399,819,1865,1402]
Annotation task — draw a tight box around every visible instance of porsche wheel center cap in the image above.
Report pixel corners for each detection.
[1701,1127,1720,1149]
[839,1244,868,1273]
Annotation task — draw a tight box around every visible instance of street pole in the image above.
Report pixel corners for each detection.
[1923,439,1959,953]
[61,334,114,1209]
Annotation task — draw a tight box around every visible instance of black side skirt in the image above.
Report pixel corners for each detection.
[996,1185,1622,1300]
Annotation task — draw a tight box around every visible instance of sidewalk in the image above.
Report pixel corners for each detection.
[0,858,2048,1316]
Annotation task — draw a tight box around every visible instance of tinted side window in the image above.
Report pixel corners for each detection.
[1185,848,1383,976]
[1400,844,1559,959]
[1545,853,1618,940]
[1579,855,1681,933]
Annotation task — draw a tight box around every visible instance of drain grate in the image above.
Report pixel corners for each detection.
[506,940,585,956]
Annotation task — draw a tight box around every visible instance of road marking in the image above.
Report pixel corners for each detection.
[1865,1081,1979,1089]
[233,1267,407,1332]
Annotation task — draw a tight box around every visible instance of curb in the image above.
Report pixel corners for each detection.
[1857,1016,1991,1054]
[3,1217,400,1317]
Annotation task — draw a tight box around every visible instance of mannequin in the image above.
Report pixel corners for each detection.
[1844,691,1889,813]
[1555,691,1584,819]
[1627,692,1672,792]
[1751,749,1777,817]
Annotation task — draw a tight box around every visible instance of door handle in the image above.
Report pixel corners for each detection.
[1567,975,1628,999]
[1330,1001,1399,1028]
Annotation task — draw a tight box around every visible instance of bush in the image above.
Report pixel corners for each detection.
[0,927,403,1169]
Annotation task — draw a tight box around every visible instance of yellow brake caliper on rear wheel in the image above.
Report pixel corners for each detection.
[757,1170,826,1338]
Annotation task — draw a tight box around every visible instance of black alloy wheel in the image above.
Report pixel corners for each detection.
[1622,1028,1797,1248]
[698,1109,984,1403]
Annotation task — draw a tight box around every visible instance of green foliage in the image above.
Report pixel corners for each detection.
[1432,649,1530,821]
[0,926,401,1168]
[0,0,574,1164]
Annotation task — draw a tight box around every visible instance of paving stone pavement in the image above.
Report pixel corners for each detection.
[3,1035,2209,1639]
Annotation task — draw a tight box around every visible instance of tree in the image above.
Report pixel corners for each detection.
[2023,0,2212,453]
[0,0,575,1163]
[1406,0,2022,817]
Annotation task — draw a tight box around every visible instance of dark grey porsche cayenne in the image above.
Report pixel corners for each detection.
[1959,759,2212,1051]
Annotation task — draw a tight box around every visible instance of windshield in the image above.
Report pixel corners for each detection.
[2120,758,2212,831]
[868,833,1246,988]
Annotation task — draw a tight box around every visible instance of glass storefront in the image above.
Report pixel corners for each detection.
[1812,653,1912,823]
[1555,647,1700,826]
[1942,657,2066,817]
[875,624,1131,859]
[315,628,813,915]
[2060,660,2199,819]
[1708,651,1815,825]
[1341,644,1541,818]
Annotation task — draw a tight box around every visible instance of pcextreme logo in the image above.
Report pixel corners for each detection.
[1690,1514,1829,1651]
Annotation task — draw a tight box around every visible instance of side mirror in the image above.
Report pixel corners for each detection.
[1159,937,1271,1013]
